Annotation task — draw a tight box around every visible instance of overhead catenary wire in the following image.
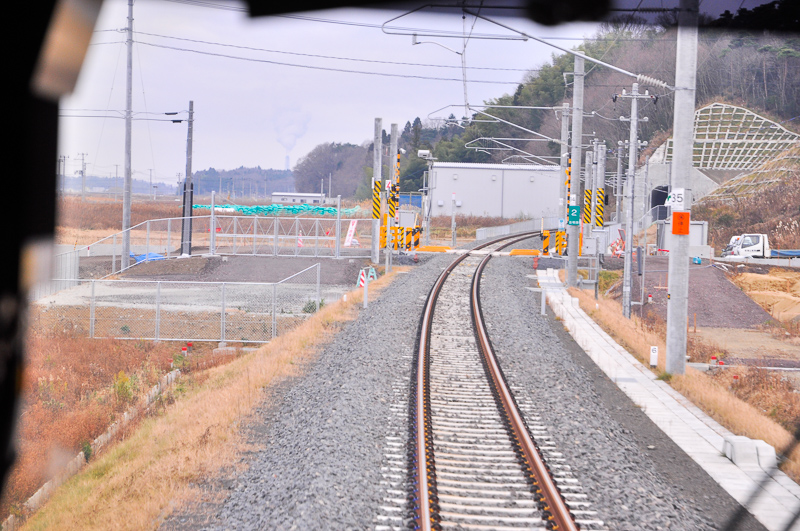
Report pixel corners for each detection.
[134,41,522,84]
[131,30,537,72]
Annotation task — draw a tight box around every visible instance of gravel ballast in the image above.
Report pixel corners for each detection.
[479,238,767,530]
[163,239,768,530]
[163,252,453,530]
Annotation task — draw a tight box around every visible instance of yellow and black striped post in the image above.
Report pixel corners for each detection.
[396,153,401,182]
[404,228,413,250]
[555,230,566,255]
[565,159,571,214]
[388,184,398,218]
[372,180,381,220]
[595,189,605,227]
[583,188,592,224]
[542,230,550,256]
[413,226,421,249]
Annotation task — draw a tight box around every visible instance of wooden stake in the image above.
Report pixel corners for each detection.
[693,313,697,334]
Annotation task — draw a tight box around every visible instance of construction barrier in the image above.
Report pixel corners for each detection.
[380,224,423,251]
[542,230,550,256]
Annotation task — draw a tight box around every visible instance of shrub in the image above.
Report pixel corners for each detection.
[113,371,133,404]
[81,441,92,462]
[302,299,325,313]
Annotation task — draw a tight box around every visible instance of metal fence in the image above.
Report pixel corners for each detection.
[32,264,324,343]
[37,214,374,292]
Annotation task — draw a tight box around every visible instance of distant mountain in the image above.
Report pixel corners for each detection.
[60,175,177,195]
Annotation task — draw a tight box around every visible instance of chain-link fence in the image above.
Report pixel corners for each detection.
[31,264,323,343]
[42,215,373,287]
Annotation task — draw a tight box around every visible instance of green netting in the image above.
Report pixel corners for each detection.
[193,203,361,216]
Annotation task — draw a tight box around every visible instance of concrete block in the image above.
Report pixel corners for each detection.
[724,435,759,467]
[754,440,778,471]
[213,347,238,356]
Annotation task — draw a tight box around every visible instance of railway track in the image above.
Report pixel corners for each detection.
[407,234,604,531]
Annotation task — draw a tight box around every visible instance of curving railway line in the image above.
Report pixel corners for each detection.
[407,233,604,531]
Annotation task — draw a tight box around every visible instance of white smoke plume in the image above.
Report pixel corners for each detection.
[273,107,311,154]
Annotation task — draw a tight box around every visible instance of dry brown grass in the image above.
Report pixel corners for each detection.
[20,269,402,530]
[58,197,184,231]
[568,286,800,483]
[1,331,188,518]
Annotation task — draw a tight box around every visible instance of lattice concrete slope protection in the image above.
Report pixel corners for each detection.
[665,103,800,171]
[698,143,800,204]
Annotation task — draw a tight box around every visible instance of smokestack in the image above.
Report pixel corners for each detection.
[285,155,290,171]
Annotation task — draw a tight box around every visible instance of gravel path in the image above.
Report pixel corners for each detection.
[609,256,773,328]
[162,241,767,530]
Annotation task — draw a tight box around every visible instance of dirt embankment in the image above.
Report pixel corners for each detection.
[731,268,800,322]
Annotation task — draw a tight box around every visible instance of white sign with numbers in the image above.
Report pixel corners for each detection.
[649,346,658,367]
[665,188,685,208]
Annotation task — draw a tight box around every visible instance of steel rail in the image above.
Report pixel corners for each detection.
[472,242,579,531]
[411,231,553,531]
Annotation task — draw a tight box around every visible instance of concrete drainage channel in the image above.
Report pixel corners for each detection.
[1,343,252,531]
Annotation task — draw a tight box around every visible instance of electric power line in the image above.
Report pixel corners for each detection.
[135,41,523,84]
[132,30,537,72]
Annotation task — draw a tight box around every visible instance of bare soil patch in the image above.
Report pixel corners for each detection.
[694,327,800,362]
[731,269,800,322]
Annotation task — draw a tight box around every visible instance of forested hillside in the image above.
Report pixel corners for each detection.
[294,1,799,199]
[191,166,293,197]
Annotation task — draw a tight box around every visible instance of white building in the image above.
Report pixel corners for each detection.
[427,162,561,219]
[271,192,325,205]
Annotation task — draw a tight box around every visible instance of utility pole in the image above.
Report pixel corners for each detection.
[78,152,87,201]
[58,155,67,195]
[371,118,382,264]
[114,164,120,202]
[181,100,194,256]
[583,148,594,239]
[596,142,606,229]
[615,141,626,223]
[385,123,398,272]
[619,83,650,318]
[559,103,570,220]
[451,193,457,248]
[121,0,133,268]
[666,0,699,376]
[567,56,584,287]
[589,141,598,229]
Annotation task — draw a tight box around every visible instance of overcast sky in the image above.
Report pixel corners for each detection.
[58,0,605,186]
[58,0,759,187]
